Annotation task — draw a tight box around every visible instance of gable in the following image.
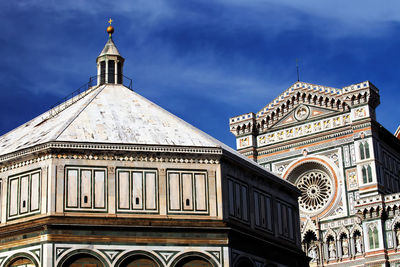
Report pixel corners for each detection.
[268,104,343,130]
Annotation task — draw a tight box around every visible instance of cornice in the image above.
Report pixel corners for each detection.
[0,141,222,162]
[0,142,223,172]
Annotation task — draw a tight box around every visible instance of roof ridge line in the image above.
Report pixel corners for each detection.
[53,85,107,141]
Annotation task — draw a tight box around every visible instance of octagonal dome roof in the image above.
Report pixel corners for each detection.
[0,84,221,156]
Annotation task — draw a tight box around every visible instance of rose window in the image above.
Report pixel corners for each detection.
[296,170,333,214]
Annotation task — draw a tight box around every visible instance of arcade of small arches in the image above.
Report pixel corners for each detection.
[302,228,364,264]
[232,89,374,136]
[233,91,358,135]
[2,251,262,267]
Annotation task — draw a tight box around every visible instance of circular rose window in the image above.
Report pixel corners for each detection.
[296,169,333,215]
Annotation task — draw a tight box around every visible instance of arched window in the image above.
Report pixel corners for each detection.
[365,142,370,158]
[359,142,370,160]
[362,166,367,184]
[367,165,373,183]
[359,143,365,160]
[362,165,373,184]
[373,227,379,248]
[368,225,379,249]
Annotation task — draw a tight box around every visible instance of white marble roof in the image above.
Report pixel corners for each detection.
[98,38,121,57]
[0,84,222,156]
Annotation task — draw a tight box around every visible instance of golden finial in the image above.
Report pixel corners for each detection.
[107,18,114,37]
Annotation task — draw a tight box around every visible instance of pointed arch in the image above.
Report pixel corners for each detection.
[367,165,373,183]
[330,98,335,108]
[307,94,312,103]
[324,228,336,242]
[362,166,367,183]
[318,96,324,105]
[365,142,370,158]
[359,143,365,160]
[350,224,363,237]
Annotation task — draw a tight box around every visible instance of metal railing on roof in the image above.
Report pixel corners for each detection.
[46,74,133,118]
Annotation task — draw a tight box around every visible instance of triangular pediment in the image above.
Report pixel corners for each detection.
[268,103,343,130]
[253,81,357,130]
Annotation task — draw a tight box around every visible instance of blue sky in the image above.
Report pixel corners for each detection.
[1,0,399,148]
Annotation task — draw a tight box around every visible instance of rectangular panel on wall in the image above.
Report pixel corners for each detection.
[234,183,241,218]
[116,168,158,214]
[194,174,207,211]
[241,185,248,221]
[65,167,107,212]
[20,175,29,214]
[260,194,266,227]
[80,170,92,208]
[7,169,41,220]
[228,180,234,216]
[94,171,106,209]
[167,170,209,214]
[67,169,78,208]
[145,172,156,210]
[254,192,260,226]
[30,173,40,211]
[227,177,249,223]
[277,202,282,235]
[182,173,193,211]
[288,207,294,239]
[169,173,180,211]
[254,190,273,232]
[265,196,272,231]
[132,172,143,210]
[276,199,296,242]
[118,171,130,210]
[9,178,18,217]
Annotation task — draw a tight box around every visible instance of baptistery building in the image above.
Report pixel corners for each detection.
[229,81,400,266]
[0,26,308,266]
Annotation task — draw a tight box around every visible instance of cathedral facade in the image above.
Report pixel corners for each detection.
[0,26,308,266]
[229,81,400,266]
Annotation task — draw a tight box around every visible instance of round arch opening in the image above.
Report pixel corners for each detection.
[234,257,254,267]
[61,253,104,267]
[8,258,35,267]
[174,256,213,267]
[119,255,159,267]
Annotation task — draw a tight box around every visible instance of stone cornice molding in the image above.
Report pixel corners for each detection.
[0,141,223,170]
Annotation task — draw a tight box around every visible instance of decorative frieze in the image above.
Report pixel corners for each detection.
[257,114,351,147]
[0,141,223,164]
[0,153,220,173]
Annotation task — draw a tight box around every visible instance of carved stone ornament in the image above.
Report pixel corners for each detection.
[294,105,310,121]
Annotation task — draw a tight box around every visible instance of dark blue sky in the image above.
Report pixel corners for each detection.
[1,1,399,148]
